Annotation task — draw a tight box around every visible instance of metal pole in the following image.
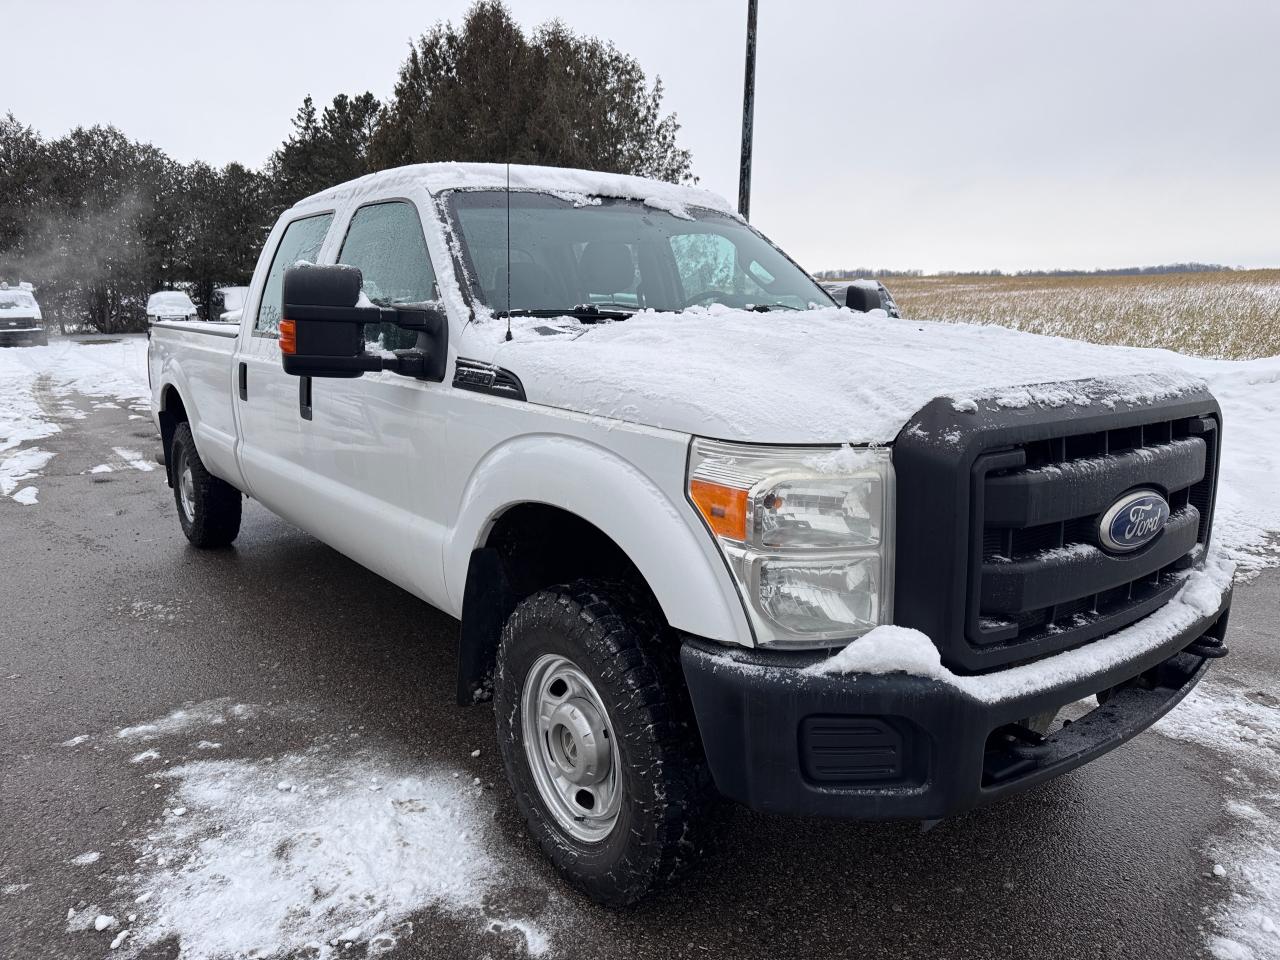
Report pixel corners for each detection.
[738,0,758,220]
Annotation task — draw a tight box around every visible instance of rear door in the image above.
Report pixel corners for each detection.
[234,209,335,518]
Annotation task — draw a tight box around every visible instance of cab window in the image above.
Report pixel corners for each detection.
[339,201,438,351]
[254,212,333,335]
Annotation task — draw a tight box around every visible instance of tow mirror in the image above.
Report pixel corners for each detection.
[280,263,448,382]
[829,279,901,318]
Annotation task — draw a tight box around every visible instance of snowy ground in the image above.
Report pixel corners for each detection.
[59,699,555,959]
[1,327,1279,959]
[0,335,152,505]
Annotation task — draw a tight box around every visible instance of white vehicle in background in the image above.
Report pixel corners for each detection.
[0,282,48,346]
[146,290,198,323]
[214,285,249,323]
[147,162,1232,905]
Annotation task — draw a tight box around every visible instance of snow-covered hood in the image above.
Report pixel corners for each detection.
[480,306,1206,444]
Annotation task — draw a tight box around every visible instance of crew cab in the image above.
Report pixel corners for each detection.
[0,282,47,346]
[148,163,1232,904]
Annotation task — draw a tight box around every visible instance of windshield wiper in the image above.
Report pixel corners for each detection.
[494,304,633,322]
[747,303,802,312]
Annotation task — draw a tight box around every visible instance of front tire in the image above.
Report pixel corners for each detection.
[494,581,713,905]
[170,422,241,548]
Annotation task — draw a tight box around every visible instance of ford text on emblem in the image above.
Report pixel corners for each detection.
[1099,489,1170,553]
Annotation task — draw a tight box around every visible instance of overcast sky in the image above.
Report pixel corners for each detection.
[5,0,1277,272]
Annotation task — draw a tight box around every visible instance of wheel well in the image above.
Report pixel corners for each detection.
[157,386,188,487]
[455,503,663,705]
[487,503,655,604]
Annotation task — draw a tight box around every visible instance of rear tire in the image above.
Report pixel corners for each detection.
[494,580,714,905]
[170,422,241,548]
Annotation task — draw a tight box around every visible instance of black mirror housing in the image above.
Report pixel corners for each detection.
[823,279,901,318]
[281,263,379,378]
[280,264,449,382]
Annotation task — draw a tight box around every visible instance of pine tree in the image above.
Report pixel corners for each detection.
[368,1,693,183]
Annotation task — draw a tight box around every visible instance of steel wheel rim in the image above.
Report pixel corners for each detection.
[521,653,621,843]
[177,450,195,522]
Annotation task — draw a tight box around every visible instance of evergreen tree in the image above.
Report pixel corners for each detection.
[369,1,693,183]
[267,92,381,214]
[0,1,694,332]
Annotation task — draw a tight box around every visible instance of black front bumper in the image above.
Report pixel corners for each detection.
[681,586,1230,820]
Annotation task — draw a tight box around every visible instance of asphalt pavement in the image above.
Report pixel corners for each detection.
[1,383,1275,960]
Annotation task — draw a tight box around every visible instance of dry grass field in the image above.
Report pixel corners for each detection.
[875,269,1280,360]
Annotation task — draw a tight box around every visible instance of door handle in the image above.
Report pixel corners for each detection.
[238,362,248,401]
[299,375,313,420]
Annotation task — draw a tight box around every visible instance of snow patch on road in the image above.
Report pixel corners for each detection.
[119,599,185,623]
[12,485,38,504]
[115,699,257,741]
[0,336,150,498]
[71,851,102,866]
[1157,680,1280,959]
[1,446,55,502]
[118,748,553,959]
[92,699,560,958]
[110,447,155,472]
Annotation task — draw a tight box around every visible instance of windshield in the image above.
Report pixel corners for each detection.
[447,191,832,316]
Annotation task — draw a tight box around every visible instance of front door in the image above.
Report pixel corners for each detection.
[292,199,451,603]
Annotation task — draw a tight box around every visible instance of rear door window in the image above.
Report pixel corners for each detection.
[254,212,333,336]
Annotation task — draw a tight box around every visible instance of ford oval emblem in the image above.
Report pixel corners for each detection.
[1099,489,1170,553]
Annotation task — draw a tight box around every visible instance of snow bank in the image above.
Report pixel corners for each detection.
[1166,354,1280,575]
[808,543,1234,703]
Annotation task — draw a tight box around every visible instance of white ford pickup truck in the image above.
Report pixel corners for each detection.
[149,162,1233,904]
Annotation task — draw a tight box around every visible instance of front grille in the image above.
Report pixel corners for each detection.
[891,385,1222,675]
[967,413,1218,667]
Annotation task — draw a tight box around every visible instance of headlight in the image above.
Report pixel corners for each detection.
[687,439,895,648]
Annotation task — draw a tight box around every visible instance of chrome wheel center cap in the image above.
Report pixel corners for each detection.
[546,698,610,786]
[178,459,195,520]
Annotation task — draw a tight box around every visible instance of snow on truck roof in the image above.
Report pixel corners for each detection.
[293,162,736,216]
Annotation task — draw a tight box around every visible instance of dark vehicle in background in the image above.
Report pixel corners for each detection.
[0,282,48,346]
[821,278,901,317]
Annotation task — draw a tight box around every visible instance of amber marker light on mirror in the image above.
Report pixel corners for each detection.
[279,319,297,355]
